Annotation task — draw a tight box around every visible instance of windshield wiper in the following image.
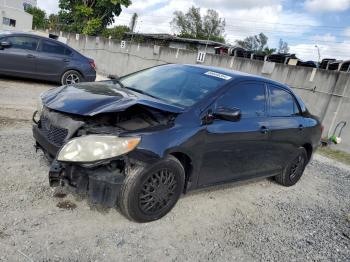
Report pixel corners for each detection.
[123,86,161,100]
[111,78,125,89]
[110,78,164,101]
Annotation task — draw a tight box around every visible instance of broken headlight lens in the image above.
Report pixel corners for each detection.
[37,95,43,116]
[57,135,141,162]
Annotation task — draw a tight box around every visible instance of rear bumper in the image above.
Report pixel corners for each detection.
[84,74,96,82]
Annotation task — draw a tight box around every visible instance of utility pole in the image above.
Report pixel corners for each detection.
[129,14,139,45]
[204,26,213,53]
[315,45,321,63]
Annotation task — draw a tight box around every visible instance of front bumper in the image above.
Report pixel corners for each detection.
[49,160,125,207]
[32,112,126,207]
[33,124,60,158]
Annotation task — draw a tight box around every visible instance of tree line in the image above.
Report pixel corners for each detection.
[26,1,289,54]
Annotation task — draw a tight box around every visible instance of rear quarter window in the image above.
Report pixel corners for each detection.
[269,85,300,117]
[41,40,67,55]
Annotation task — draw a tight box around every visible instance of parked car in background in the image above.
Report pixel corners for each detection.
[297,60,318,68]
[340,60,350,72]
[319,58,336,70]
[328,61,342,71]
[267,53,298,64]
[32,64,322,222]
[0,32,96,84]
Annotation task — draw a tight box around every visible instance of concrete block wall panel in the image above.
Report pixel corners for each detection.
[322,75,350,151]
[335,98,350,152]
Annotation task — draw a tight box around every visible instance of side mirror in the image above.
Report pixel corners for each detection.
[0,41,11,49]
[214,107,241,122]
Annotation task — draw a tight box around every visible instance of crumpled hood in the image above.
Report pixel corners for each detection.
[42,81,185,116]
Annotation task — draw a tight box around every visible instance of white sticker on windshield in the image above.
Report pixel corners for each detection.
[204,71,232,80]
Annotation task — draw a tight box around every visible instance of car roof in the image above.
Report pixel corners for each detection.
[183,64,290,89]
[0,31,67,46]
[177,64,305,112]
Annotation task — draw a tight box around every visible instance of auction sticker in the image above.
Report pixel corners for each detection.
[204,71,232,80]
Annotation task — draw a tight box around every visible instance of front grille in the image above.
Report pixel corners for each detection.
[40,116,68,147]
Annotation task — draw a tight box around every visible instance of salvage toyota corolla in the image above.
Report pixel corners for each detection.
[32,64,322,222]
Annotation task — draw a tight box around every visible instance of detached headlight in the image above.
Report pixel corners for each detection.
[57,135,141,162]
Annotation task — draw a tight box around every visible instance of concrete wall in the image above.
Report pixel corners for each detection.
[62,33,350,153]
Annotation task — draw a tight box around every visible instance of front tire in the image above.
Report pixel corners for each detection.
[118,156,185,222]
[61,70,83,85]
[274,148,308,187]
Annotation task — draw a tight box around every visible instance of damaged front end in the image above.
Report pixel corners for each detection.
[33,103,176,207]
[48,158,127,207]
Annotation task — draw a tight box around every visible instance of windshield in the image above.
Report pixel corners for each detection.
[119,65,227,107]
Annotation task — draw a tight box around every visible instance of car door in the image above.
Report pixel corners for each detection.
[36,39,71,81]
[198,81,272,186]
[0,35,39,76]
[265,84,306,172]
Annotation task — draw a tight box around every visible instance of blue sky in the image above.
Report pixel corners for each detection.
[38,0,350,61]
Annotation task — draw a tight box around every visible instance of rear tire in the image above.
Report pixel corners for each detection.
[61,70,83,85]
[274,148,308,187]
[118,156,185,222]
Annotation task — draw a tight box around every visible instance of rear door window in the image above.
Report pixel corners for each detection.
[216,82,266,118]
[6,36,39,51]
[40,40,68,55]
[268,85,300,117]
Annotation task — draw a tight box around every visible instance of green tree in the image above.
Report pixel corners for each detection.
[236,33,277,55]
[26,6,47,29]
[58,0,132,35]
[102,25,130,39]
[236,33,268,52]
[171,6,226,43]
[278,38,290,54]
[262,47,276,55]
[48,14,59,31]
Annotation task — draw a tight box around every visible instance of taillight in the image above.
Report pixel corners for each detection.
[89,60,96,70]
[320,124,324,134]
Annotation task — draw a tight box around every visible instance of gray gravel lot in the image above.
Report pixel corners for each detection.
[0,76,349,261]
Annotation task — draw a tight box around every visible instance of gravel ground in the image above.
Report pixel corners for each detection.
[0,76,349,262]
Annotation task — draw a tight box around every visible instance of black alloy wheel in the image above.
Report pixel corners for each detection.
[118,155,185,222]
[289,155,305,182]
[139,169,177,214]
[274,148,308,187]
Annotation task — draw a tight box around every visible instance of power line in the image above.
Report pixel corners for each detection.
[114,17,350,41]
[113,19,350,45]
[117,13,350,30]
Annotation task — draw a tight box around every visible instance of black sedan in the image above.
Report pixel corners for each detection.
[0,32,96,84]
[32,64,322,222]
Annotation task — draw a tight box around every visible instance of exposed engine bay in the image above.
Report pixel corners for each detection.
[37,105,175,154]
[78,105,175,136]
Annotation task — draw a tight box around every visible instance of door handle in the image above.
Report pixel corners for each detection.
[63,59,70,63]
[27,54,36,58]
[260,126,270,134]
